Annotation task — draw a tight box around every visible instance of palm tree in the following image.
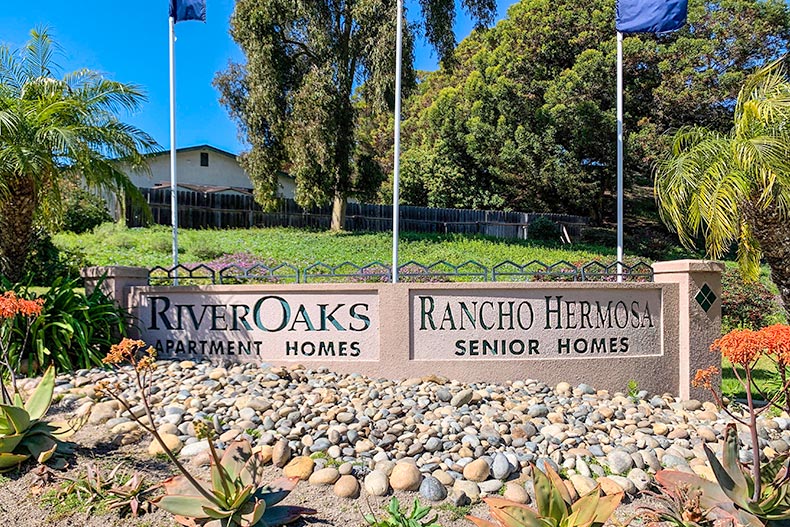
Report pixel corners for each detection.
[0,28,158,282]
[654,60,790,314]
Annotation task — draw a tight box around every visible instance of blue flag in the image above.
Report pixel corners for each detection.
[170,0,206,23]
[616,0,687,34]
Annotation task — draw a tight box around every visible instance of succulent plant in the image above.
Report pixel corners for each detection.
[154,439,316,527]
[0,365,81,472]
[654,423,790,527]
[364,497,440,527]
[640,481,719,527]
[59,462,153,517]
[467,463,622,527]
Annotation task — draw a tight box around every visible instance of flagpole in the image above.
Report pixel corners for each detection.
[392,0,403,284]
[169,15,179,284]
[616,31,624,283]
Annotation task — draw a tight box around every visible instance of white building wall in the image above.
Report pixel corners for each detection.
[127,148,296,199]
[128,149,251,189]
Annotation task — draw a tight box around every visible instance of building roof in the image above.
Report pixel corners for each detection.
[146,144,239,159]
[152,182,253,194]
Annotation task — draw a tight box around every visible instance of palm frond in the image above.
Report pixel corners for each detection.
[656,60,790,277]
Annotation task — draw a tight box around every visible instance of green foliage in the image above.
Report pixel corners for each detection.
[626,380,639,402]
[467,463,622,527]
[437,503,472,521]
[154,439,316,527]
[57,462,153,517]
[214,0,496,230]
[721,267,783,332]
[54,225,616,270]
[20,229,85,285]
[61,184,113,234]
[364,497,440,527]
[365,0,790,222]
[655,61,790,313]
[528,218,560,242]
[42,487,89,520]
[1,277,127,374]
[0,366,82,473]
[655,423,790,527]
[309,451,341,467]
[0,28,157,282]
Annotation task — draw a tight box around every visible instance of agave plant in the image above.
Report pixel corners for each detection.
[655,423,790,527]
[0,365,81,472]
[467,463,622,527]
[154,439,316,527]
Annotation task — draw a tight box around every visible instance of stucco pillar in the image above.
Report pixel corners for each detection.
[653,260,723,400]
[81,266,149,311]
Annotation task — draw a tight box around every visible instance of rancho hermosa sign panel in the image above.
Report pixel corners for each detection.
[410,288,662,360]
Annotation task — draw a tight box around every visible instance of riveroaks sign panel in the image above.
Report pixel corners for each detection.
[411,289,662,360]
[136,291,380,361]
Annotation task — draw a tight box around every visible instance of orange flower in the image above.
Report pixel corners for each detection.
[0,291,44,319]
[0,291,18,318]
[711,328,766,366]
[104,338,151,365]
[16,297,44,317]
[692,366,719,390]
[759,324,790,366]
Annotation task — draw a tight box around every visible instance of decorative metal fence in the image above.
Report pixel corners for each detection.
[147,260,654,286]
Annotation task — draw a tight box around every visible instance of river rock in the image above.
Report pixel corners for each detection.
[419,476,447,501]
[463,459,490,482]
[272,439,291,468]
[334,475,360,499]
[453,480,481,502]
[391,462,422,491]
[284,456,315,480]
[309,467,339,485]
[503,482,530,504]
[148,433,183,456]
[364,470,390,496]
[492,453,512,480]
[451,389,474,407]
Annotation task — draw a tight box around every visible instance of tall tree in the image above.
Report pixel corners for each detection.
[215,0,497,231]
[655,61,790,313]
[0,28,157,282]
[370,0,790,221]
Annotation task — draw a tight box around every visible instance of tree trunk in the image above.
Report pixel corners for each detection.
[0,175,37,283]
[743,201,790,315]
[330,193,347,232]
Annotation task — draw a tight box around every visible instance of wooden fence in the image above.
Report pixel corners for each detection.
[127,187,589,240]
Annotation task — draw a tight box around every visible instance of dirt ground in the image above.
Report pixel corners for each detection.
[0,407,653,527]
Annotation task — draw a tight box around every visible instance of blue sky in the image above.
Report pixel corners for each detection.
[0,0,513,155]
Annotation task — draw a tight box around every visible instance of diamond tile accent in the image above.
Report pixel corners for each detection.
[695,283,717,312]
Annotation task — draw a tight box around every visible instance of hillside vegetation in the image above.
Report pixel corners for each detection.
[54,223,632,269]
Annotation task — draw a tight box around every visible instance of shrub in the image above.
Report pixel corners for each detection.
[580,227,615,247]
[721,267,782,332]
[1,277,128,374]
[61,188,112,234]
[21,229,85,285]
[527,217,560,242]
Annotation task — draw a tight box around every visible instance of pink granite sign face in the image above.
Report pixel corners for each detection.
[136,290,380,361]
[410,288,663,360]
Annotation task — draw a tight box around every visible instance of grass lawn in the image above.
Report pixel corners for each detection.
[721,354,784,403]
[54,223,628,269]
